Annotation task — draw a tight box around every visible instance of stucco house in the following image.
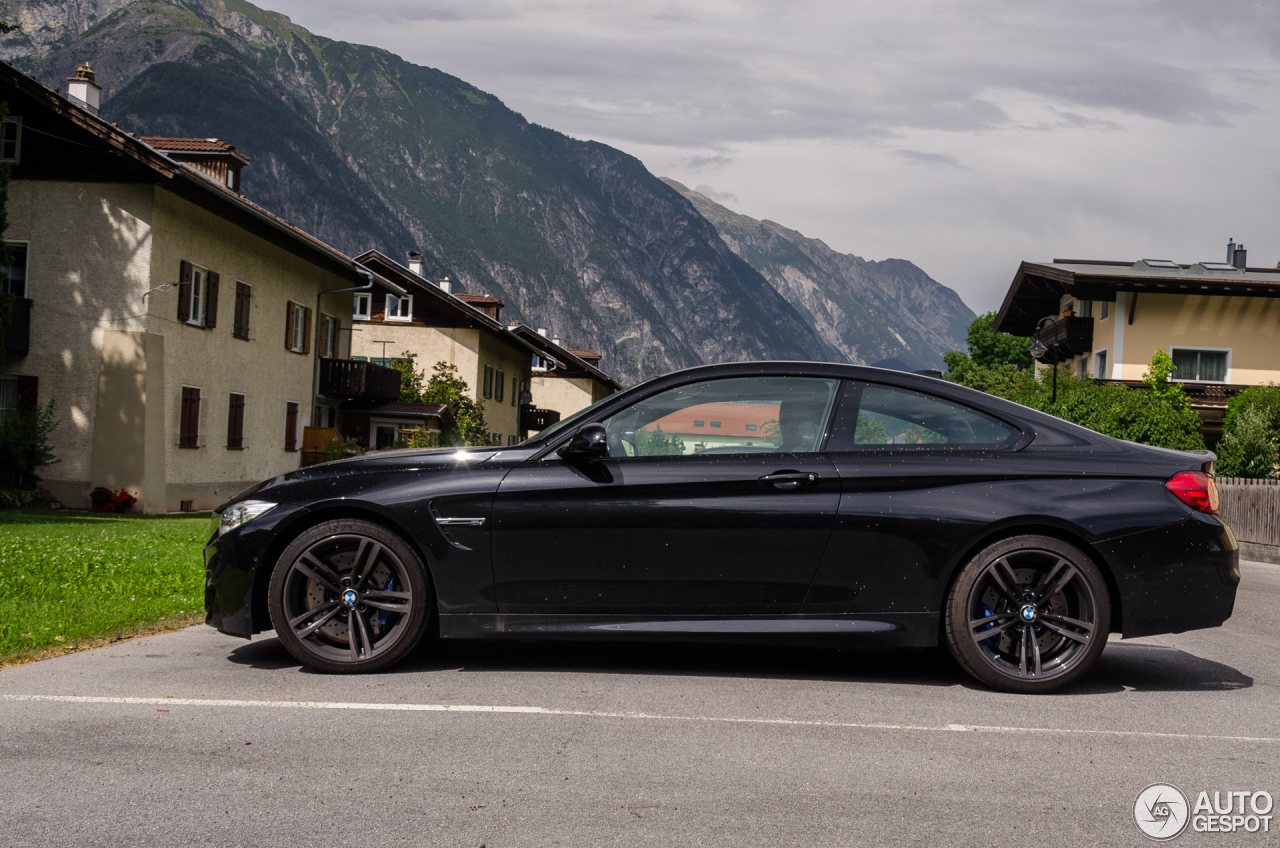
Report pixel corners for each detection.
[994,244,1280,438]
[0,62,402,512]
[350,249,558,445]
[509,324,622,431]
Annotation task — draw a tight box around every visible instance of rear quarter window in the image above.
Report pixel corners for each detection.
[825,382,1019,451]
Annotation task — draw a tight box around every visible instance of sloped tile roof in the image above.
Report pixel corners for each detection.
[140,136,251,160]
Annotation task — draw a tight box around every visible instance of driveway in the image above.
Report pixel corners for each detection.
[3,561,1277,847]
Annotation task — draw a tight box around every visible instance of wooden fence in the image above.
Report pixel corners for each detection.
[1216,478,1280,555]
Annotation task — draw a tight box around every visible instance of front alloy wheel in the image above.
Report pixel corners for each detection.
[945,536,1110,693]
[269,519,431,673]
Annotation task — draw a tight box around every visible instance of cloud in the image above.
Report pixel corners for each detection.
[694,183,738,204]
[686,151,734,170]
[893,150,967,169]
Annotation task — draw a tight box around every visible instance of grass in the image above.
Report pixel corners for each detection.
[0,510,211,665]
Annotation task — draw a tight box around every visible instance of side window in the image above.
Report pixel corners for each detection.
[828,383,1018,450]
[600,376,839,459]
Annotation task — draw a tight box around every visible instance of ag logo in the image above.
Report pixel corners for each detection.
[1135,783,1190,840]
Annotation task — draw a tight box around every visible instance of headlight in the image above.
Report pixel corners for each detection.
[216,500,278,536]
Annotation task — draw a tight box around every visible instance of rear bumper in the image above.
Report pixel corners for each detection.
[1099,512,1239,638]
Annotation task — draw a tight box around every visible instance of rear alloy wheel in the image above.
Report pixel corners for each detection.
[945,535,1110,693]
[268,519,431,673]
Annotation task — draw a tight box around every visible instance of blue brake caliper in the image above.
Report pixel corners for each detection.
[980,604,999,648]
[377,576,395,630]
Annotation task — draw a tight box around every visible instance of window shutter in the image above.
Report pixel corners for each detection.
[234,282,250,339]
[285,301,295,349]
[204,271,219,329]
[285,402,299,451]
[16,375,37,415]
[180,387,201,448]
[177,260,193,322]
[227,393,245,448]
[302,308,312,355]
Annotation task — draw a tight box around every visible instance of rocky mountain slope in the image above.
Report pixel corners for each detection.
[1,0,970,381]
[665,181,973,370]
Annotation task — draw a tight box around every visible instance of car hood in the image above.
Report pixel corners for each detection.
[214,446,503,512]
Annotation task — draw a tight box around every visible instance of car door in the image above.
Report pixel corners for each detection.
[802,380,1025,616]
[491,375,843,615]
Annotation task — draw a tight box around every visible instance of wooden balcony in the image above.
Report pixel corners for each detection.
[1040,316,1093,357]
[521,406,561,432]
[3,297,31,356]
[319,358,401,401]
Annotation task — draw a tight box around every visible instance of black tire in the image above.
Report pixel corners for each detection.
[268,519,432,674]
[944,535,1110,694]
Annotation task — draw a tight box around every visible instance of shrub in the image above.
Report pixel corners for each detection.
[1217,404,1279,478]
[0,398,60,489]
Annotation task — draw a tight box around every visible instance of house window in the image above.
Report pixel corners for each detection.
[176,261,218,329]
[285,401,299,451]
[710,421,721,429]
[1095,350,1107,378]
[353,293,371,321]
[179,387,201,448]
[385,294,413,322]
[694,420,704,427]
[1077,301,1093,318]
[233,282,251,340]
[286,301,310,354]
[1171,348,1228,382]
[495,370,505,403]
[1,117,22,162]
[227,393,245,449]
[1100,301,1110,321]
[321,314,339,358]
[745,424,757,432]
[1076,357,1088,377]
[2,243,28,297]
[483,365,494,399]
[0,375,17,418]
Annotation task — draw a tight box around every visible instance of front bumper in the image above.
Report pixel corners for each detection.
[204,503,309,638]
[1099,512,1240,639]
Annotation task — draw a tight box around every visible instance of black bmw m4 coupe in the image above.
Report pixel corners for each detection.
[205,362,1239,693]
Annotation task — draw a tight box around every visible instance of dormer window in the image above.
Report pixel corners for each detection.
[1,117,22,162]
[385,294,413,322]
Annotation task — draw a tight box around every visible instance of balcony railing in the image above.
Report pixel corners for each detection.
[521,406,561,432]
[1040,316,1093,357]
[319,358,401,401]
[3,297,32,357]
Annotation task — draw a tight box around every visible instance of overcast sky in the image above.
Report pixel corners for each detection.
[264,0,1280,313]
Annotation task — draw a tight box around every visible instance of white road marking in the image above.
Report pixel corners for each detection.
[3,693,1277,744]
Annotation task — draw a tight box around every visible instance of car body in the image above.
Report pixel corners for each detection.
[204,362,1239,691]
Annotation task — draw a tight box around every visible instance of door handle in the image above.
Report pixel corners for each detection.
[759,471,818,490]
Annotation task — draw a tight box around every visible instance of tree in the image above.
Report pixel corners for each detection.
[943,312,1037,393]
[0,398,60,489]
[635,424,685,456]
[420,361,488,446]
[390,352,427,403]
[1216,405,1278,479]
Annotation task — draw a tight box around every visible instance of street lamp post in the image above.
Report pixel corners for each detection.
[1030,316,1061,405]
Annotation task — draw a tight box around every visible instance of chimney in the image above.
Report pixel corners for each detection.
[67,63,101,115]
[552,335,563,348]
[537,326,548,337]
[438,276,452,294]
[507,321,520,330]
[1233,244,1247,270]
[407,252,425,277]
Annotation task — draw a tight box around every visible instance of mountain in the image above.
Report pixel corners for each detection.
[0,0,970,382]
[664,181,974,370]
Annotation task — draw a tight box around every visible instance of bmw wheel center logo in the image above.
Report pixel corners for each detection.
[1019,604,1037,622]
[341,589,358,607]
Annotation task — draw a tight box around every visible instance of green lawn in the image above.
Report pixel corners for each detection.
[0,510,211,662]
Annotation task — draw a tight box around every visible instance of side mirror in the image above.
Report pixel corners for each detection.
[558,422,608,460]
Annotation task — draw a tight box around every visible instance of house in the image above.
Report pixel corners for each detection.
[349,250,546,445]
[0,62,402,512]
[509,324,622,431]
[994,243,1280,438]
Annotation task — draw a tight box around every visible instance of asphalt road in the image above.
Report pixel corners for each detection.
[2,562,1277,848]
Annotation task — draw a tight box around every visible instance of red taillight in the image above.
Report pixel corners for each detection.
[1166,471,1219,513]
